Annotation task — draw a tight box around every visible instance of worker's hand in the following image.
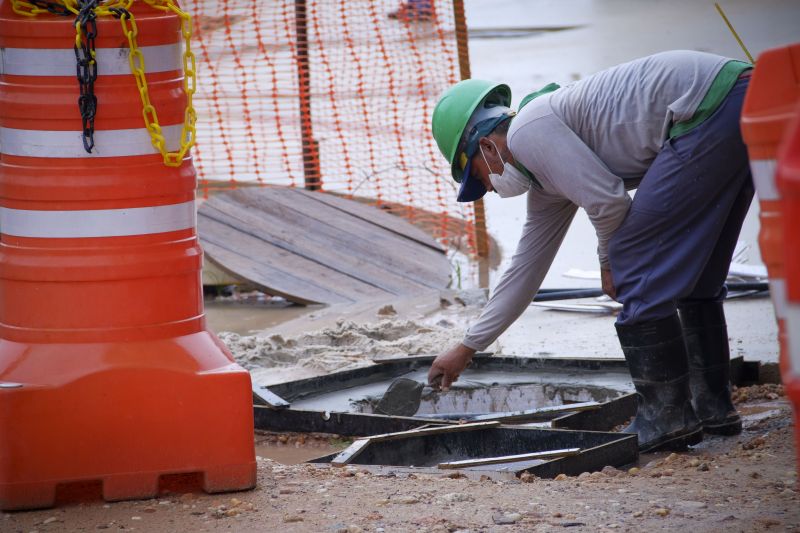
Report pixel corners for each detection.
[601,267,617,301]
[428,343,475,391]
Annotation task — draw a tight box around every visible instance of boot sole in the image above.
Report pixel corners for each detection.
[639,427,703,453]
[702,417,743,436]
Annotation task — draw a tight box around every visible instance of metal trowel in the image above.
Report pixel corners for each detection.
[374,377,428,416]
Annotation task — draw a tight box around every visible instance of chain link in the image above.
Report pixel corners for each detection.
[10,0,197,166]
[12,0,74,16]
[74,0,99,152]
[140,0,198,166]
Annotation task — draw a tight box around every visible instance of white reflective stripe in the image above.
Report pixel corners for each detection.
[0,44,182,76]
[770,278,787,320]
[0,125,183,158]
[750,159,780,201]
[787,303,800,378]
[0,201,195,238]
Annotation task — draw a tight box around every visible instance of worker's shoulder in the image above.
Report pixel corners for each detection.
[507,94,560,147]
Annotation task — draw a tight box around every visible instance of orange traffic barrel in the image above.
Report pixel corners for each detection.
[776,102,800,474]
[740,42,800,375]
[0,1,255,510]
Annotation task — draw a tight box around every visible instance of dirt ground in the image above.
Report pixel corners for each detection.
[4,385,798,533]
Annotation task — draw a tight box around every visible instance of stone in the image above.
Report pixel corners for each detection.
[41,517,59,525]
[492,512,522,525]
[677,501,708,510]
[654,508,670,517]
[601,466,620,477]
[443,493,474,503]
[698,463,710,472]
[284,515,304,523]
[376,305,397,316]
[555,474,568,481]
[395,496,419,504]
[628,467,640,476]
[632,511,644,518]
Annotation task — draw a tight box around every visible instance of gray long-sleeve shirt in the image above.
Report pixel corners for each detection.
[462,50,730,351]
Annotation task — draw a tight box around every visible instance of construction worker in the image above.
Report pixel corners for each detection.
[428,50,754,452]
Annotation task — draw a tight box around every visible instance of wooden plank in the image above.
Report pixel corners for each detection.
[223,189,450,288]
[205,193,448,292]
[237,188,449,281]
[199,187,453,305]
[437,448,581,469]
[252,385,291,409]
[292,188,445,252]
[199,214,392,304]
[201,202,430,298]
[330,439,371,467]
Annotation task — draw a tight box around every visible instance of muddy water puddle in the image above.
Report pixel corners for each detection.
[254,432,347,465]
[204,298,319,335]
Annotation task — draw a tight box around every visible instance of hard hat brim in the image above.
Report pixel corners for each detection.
[456,159,487,203]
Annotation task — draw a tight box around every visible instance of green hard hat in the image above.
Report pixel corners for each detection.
[431,79,512,182]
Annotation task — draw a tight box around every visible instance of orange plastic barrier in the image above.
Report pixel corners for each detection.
[740,43,800,374]
[183,0,484,254]
[0,1,255,510]
[776,103,800,473]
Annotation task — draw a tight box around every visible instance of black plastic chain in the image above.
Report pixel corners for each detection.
[26,0,72,16]
[74,0,100,153]
[107,6,130,19]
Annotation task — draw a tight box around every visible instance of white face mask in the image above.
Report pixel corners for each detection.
[480,140,531,198]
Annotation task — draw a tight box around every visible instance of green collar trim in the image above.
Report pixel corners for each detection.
[519,82,561,110]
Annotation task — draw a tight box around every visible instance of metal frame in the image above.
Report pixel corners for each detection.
[253,355,634,436]
[313,424,639,478]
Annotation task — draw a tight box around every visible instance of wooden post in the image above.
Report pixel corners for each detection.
[295,0,321,190]
[452,0,489,258]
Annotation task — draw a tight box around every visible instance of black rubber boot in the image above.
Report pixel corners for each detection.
[616,314,703,453]
[679,300,742,435]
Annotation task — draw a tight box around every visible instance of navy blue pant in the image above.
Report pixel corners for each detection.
[609,77,754,325]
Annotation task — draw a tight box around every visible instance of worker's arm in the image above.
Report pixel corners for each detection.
[461,192,578,352]
[429,193,576,388]
[512,110,632,270]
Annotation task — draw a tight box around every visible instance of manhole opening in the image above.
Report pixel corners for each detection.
[353,382,626,417]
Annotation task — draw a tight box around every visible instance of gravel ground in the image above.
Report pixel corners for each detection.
[4,385,798,533]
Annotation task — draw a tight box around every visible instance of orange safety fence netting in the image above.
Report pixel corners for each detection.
[184,0,482,255]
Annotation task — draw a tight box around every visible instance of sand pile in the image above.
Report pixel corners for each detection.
[219,317,466,375]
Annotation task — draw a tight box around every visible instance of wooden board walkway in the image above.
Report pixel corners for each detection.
[198,188,451,305]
